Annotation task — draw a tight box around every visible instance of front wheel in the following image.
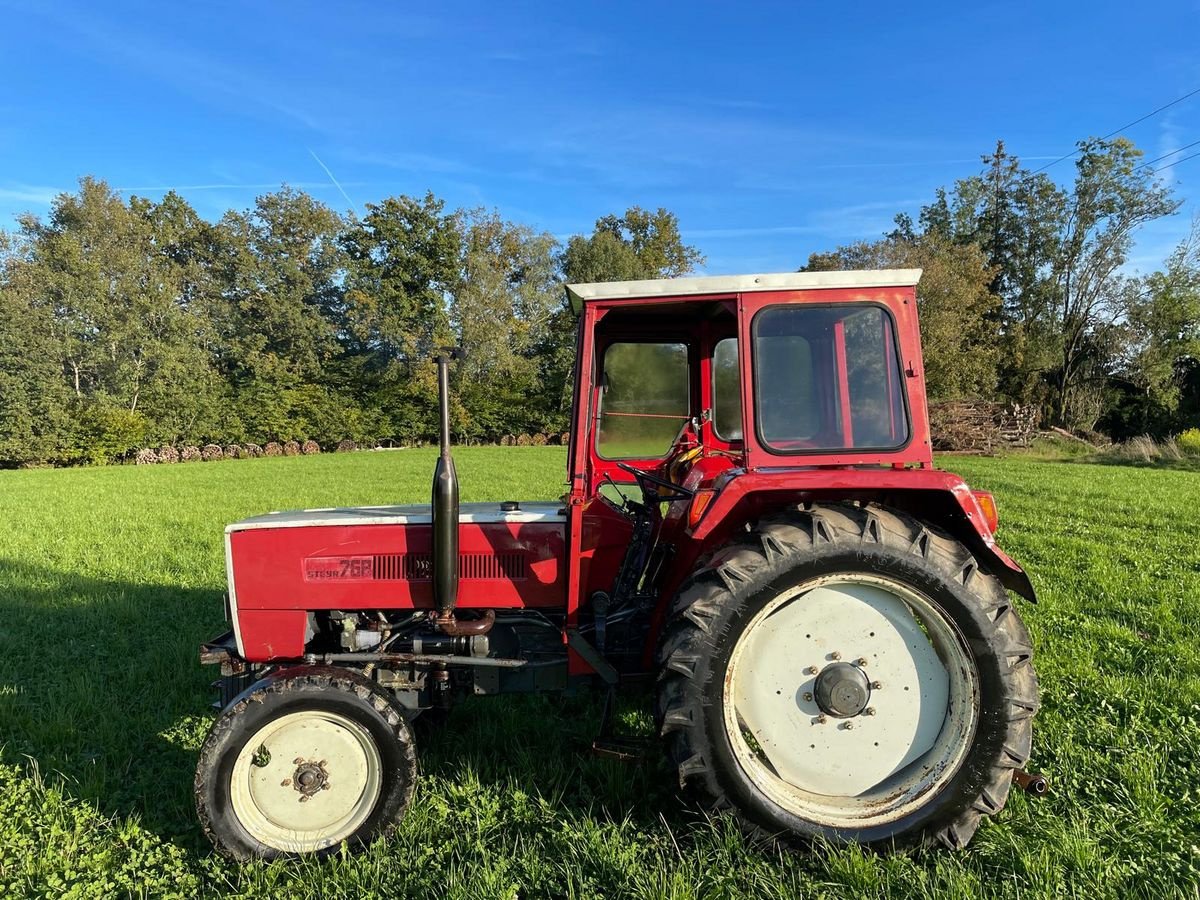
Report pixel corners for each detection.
[195,667,417,860]
[655,502,1038,850]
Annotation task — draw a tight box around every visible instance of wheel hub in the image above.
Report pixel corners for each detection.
[290,758,331,801]
[813,661,872,718]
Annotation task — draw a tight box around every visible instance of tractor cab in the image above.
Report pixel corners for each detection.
[573,273,925,536]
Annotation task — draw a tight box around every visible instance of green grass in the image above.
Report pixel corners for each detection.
[1,448,1199,898]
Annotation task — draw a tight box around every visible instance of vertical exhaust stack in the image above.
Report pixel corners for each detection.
[432,349,462,621]
[429,349,493,637]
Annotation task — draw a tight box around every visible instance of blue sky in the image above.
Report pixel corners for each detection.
[2,0,1198,273]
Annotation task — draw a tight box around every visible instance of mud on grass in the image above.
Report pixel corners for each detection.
[0,448,1198,898]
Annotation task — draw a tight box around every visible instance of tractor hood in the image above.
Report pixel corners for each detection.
[226,501,564,533]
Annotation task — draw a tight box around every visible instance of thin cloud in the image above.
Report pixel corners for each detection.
[0,185,64,205]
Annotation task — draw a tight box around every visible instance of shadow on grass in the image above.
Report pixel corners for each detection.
[0,558,686,854]
[0,558,223,846]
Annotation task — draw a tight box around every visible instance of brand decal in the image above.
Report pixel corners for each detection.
[303,556,374,582]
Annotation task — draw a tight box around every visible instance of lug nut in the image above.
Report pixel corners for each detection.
[871,681,882,690]
[841,722,853,730]
[865,707,876,716]
[857,657,868,666]
[802,692,813,702]
[830,651,842,661]
[814,714,827,724]
[805,666,819,675]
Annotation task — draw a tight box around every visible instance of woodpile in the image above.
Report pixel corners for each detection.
[928,400,1039,453]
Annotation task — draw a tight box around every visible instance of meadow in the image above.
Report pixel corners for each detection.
[0,447,1198,899]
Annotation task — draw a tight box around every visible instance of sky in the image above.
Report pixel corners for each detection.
[1,0,1198,274]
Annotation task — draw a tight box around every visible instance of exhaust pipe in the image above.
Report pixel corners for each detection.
[431,349,463,624]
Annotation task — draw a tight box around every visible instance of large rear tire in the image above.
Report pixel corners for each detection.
[655,502,1037,850]
[195,667,417,860]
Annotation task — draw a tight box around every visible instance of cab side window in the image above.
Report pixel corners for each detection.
[597,342,689,459]
[712,338,742,441]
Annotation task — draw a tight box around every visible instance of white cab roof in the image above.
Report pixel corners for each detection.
[565,269,922,312]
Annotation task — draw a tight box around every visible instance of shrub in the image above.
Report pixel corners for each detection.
[245,443,264,458]
[201,444,224,462]
[158,445,180,464]
[531,433,548,446]
[301,440,321,455]
[336,439,357,453]
[1178,428,1200,457]
[135,448,159,465]
[264,442,283,457]
[283,440,301,456]
[181,445,202,462]
[76,405,152,465]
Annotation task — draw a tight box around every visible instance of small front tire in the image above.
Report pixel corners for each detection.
[195,667,417,860]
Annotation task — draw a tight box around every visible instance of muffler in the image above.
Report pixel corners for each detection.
[430,349,491,637]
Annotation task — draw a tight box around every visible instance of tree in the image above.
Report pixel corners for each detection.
[1050,139,1180,426]
[12,178,230,459]
[1103,221,1200,436]
[911,138,1180,428]
[562,206,704,284]
[918,142,1066,405]
[451,210,560,439]
[338,193,462,442]
[0,231,72,465]
[210,188,344,386]
[339,192,461,367]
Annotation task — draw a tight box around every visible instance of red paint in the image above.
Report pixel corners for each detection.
[832,319,854,447]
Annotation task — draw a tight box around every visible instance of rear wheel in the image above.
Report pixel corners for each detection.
[196,667,417,860]
[655,502,1038,850]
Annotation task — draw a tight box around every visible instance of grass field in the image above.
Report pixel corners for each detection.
[1,447,1198,898]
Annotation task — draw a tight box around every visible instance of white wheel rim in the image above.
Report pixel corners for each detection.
[230,710,383,853]
[723,573,978,829]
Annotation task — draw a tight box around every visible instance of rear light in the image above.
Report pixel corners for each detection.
[688,489,717,528]
[972,490,999,533]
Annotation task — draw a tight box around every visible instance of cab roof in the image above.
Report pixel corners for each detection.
[564,269,922,313]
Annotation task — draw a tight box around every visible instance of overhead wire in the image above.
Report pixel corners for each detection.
[1146,149,1200,175]
[1031,86,1200,173]
[1136,139,1200,171]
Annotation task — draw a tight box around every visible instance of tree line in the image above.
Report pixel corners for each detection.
[0,136,1197,467]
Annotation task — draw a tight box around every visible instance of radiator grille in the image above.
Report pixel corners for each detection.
[371,552,527,581]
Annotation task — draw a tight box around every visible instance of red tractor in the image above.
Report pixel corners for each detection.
[195,270,1039,860]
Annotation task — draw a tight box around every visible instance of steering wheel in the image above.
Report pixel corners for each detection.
[616,461,695,502]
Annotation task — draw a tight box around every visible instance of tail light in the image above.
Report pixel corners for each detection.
[972,490,999,533]
[688,489,717,529]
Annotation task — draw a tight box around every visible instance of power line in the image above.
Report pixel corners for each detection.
[1031,86,1200,174]
[1136,138,1200,170]
[1147,149,1200,175]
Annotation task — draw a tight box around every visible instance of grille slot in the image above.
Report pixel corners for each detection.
[372,552,527,581]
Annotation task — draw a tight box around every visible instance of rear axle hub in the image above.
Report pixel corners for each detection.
[813,661,872,718]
